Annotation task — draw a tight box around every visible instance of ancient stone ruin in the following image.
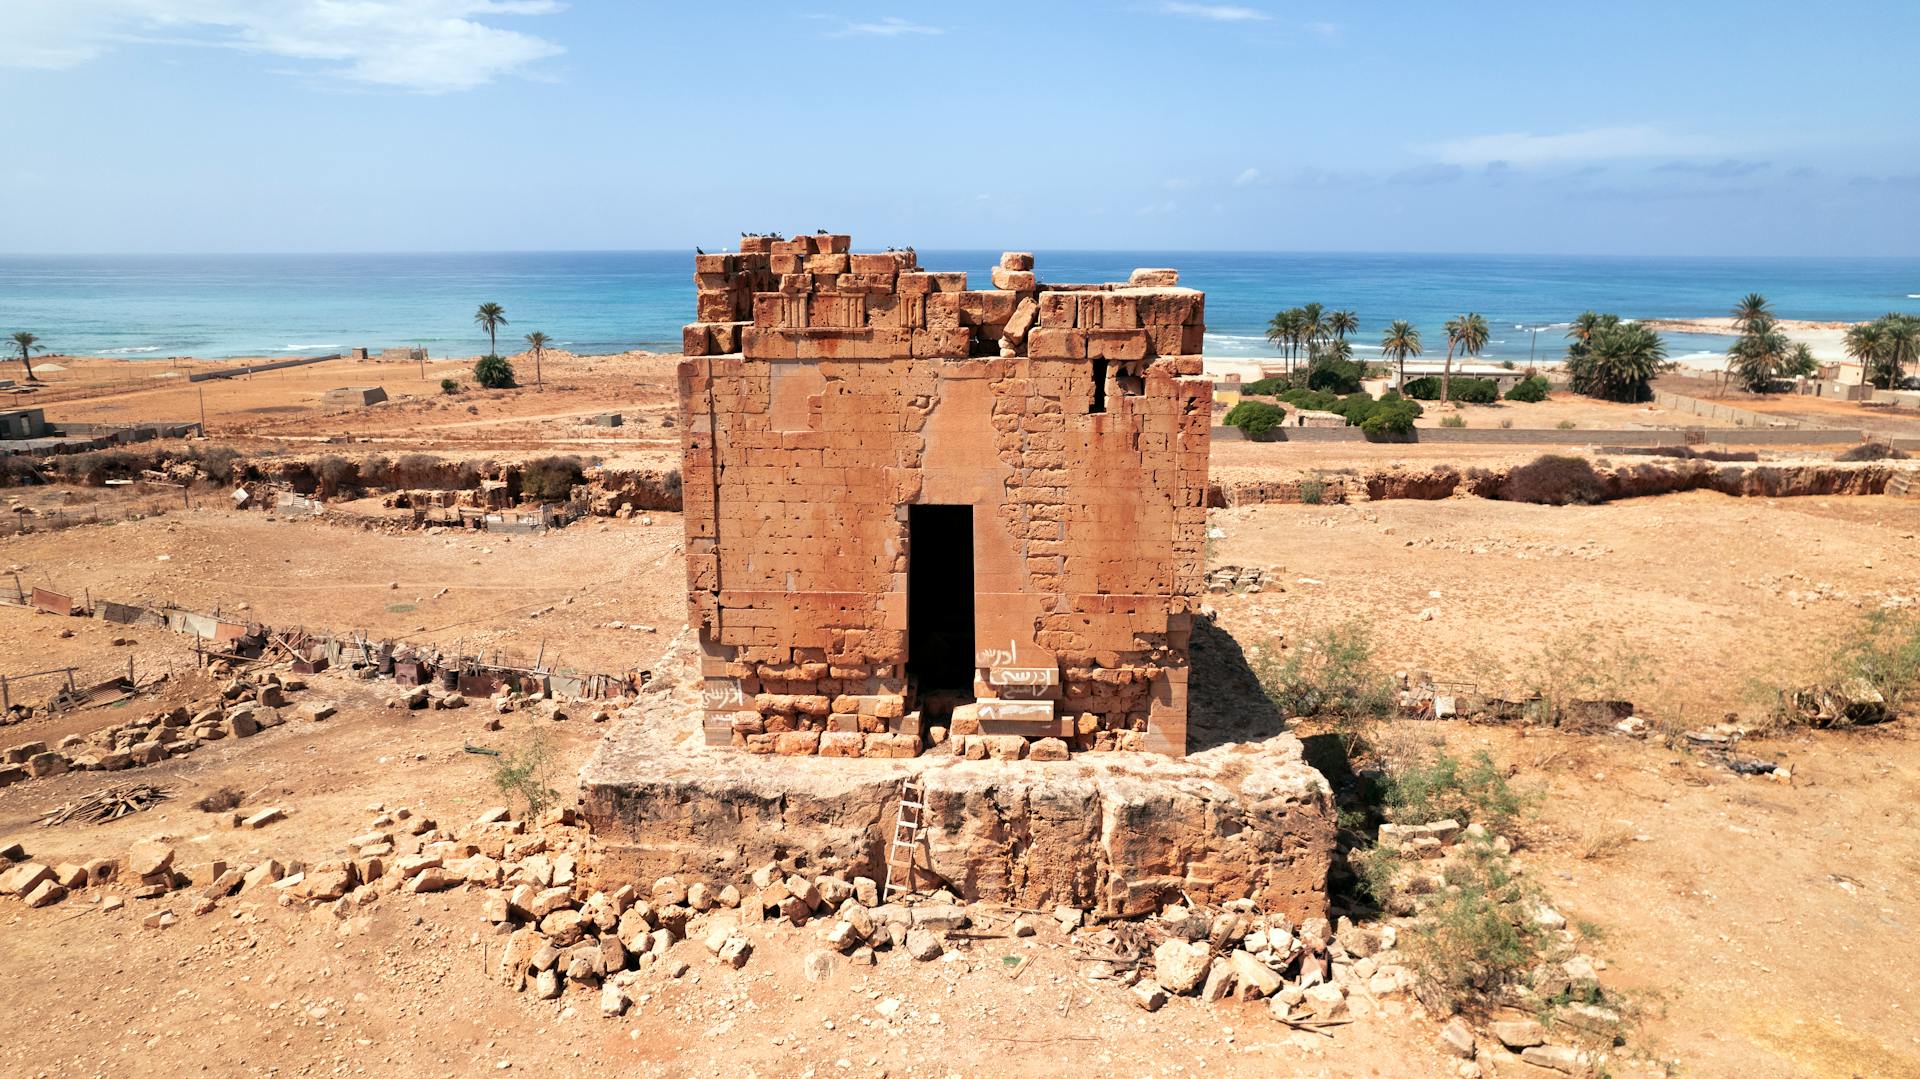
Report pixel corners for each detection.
[679,234,1211,760]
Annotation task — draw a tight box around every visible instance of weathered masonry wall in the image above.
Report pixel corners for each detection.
[679,234,1211,760]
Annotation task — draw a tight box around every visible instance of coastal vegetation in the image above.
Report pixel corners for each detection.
[1724,293,1817,392]
[1563,313,1668,402]
[1504,374,1551,402]
[1264,302,1359,373]
[1844,313,1920,389]
[473,301,509,358]
[474,354,517,389]
[1405,376,1498,404]
[1223,399,1285,438]
[524,331,552,387]
[1440,313,1489,403]
[9,331,45,382]
[1379,320,1422,390]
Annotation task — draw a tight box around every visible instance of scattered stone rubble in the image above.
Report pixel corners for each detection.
[0,669,321,788]
[1367,820,1626,1075]
[1205,565,1276,594]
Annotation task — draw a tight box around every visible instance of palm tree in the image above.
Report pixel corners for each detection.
[473,302,508,358]
[1726,315,1791,392]
[1585,321,1669,402]
[1845,321,1887,387]
[1566,311,1607,350]
[1298,302,1328,358]
[1881,313,1920,389]
[523,331,551,387]
[1265,308,1305,372]
[1784,342,1818,379]
[1328,309,1359,341]
[1380,320,1422,389]
[9,332,44,382]
[1730,292,1772,334]
[1441,312,1490,403]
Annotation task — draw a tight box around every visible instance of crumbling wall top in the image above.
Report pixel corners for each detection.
[682,234,1203,362]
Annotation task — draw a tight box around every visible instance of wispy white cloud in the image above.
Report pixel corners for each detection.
[0,0,566,93]
[1231,167,1262,187]
[1160,3,1271,22]
[1421,125,1735,167]
[1304,21,1339,39]
[825,15,945,38]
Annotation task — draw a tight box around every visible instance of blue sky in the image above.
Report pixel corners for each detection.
[3,1,1917,256]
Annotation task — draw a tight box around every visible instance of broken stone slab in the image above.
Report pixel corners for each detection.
[1520,1045,1587,1074]
[1438,1017,1476,1059]
[242,807,286,830]
[1489,1018,1547,1049]
[24,878,67,907]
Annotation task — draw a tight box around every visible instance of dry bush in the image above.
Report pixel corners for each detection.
[193,786,244,812]
[1578,828,1636,862]
[1499,454,1607,505]
[1836,441,1910,462]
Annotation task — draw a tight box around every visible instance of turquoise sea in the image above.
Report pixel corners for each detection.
[3,251,1918,365]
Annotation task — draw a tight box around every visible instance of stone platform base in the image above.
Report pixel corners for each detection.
[579,651,1334,923]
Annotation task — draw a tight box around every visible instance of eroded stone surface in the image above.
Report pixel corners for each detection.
[579,658,1333,923]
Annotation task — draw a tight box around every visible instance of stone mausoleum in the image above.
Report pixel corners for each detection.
[678,234,1211,760]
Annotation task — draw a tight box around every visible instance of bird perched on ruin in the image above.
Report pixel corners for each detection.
[696,246,705,255]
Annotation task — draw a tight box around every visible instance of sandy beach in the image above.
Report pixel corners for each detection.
[1639,315,1860,368]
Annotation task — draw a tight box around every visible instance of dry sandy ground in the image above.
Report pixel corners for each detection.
[23,352,682,468]
[1659,372,1920,441]
[0,493,1915,1076]
[0,509,685,677]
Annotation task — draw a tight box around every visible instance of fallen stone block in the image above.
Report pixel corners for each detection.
[128,842,175,878]
[1154,938,1210,993]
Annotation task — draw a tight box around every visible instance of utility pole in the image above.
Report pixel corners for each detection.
[198,386,206,432]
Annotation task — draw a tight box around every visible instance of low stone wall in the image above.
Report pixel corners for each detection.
[580,666,1335,924]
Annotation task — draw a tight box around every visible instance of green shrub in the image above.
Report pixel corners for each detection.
[1224,400,1286,438]
[1403,376,1497,403]
[1440,414,1466,428]
[1505,375,1551,403]
[1277,388,1340,413]
[1239,376,1292,396]
[1402,836,1552,1015]
[440,378,460,394]
[1403,376,1441,400]
[520,455,584,502]
[1298,474,1326,505]
[1255,622,1396,752]
[491,728,559,815]
[1359,397,1421,437]
[1451,378,1500,404]
[1305,355,1367,394]
[473,354,517,389]
[1380,748,1530,835]
[1556,419,1577,430]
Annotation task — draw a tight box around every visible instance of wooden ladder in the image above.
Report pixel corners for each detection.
[881,774,928,904]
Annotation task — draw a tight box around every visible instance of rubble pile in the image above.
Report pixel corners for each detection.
[0,670,328,787]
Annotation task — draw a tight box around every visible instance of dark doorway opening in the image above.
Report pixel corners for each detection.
[907,504,975,714]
